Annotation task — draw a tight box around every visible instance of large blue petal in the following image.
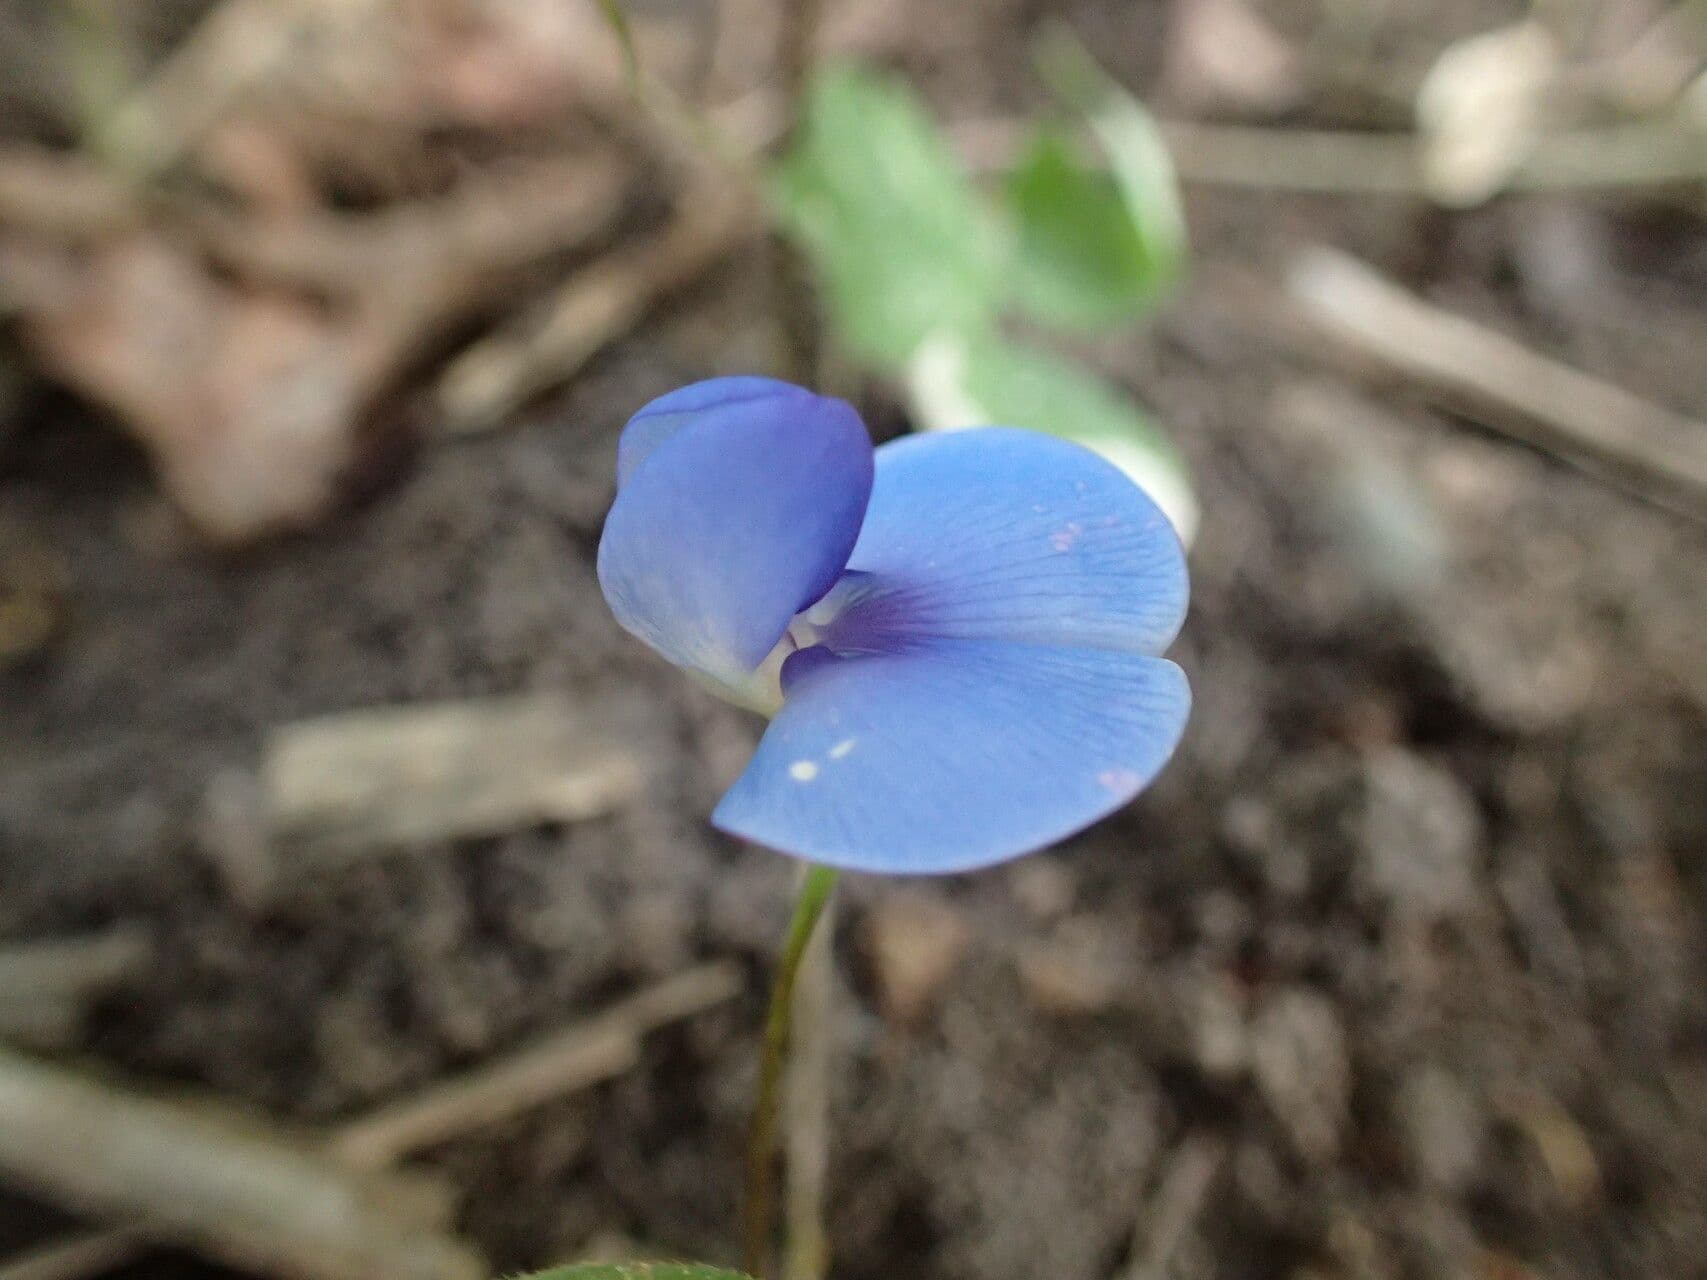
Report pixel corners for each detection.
[820,428,1187,657]
[713,640,1190,873]
[598,378,873,682]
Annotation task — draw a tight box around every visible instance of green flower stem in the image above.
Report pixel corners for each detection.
[782,887,834,1280]
[742,863,839,1278]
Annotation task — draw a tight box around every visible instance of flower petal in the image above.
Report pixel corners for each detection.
[713,640,1190,873]
[616,376,803,487]
[598,378,873,681]
[822,428,1187,657]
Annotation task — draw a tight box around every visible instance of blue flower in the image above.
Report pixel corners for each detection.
[598,376,1190,874]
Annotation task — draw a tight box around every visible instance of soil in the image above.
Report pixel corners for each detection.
[3,2,1706,1279]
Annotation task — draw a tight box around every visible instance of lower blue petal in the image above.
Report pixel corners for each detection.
[712,640,1190,873]
[824,428,1187,657]
[598,378,873,683]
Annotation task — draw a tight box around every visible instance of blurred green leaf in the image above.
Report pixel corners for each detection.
[772,66,1006,368]
[1005,127,1162,327]
[521,1266,751,1280]
[1002,28,1186,329]
[906,329,1198,544]
[591,0,641,87]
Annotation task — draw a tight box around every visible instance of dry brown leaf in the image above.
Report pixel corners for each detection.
[199,119,321,216]
[19,235,362,542]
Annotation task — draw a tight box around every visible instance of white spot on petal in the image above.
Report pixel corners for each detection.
[1049,521,1085,553]
[789,760,821,782]
[829,738,857,760]
[1097,768,1143,792]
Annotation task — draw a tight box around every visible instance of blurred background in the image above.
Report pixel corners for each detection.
[1,1,1704,1279]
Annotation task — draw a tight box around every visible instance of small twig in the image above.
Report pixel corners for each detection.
[1119,1134,1225,1280]
[260,693,647,870]
[0,927,151,997]
[0,1044,485,1280]
[0,927,152,1050]
[954,115,1707,195]
[436,186,753,435]
[0,144,628,371]
[776,0,825,116]
[332,962,742,1169]
[189,157,626,300]
[0,1229,145,1280]
[421,44,780,440]
[92,0,353,179]
[0,145,138,237]
[56,0,139,159]
[1286,246,1707,519]
[0,964,743,1280]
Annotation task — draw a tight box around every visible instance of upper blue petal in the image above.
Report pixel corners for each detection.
[598,377,873,682]
[820,428,1187,657]
[712,639,1190,873]
[616,376,804,487]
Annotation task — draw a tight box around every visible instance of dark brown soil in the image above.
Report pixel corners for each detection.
[3,3,1706,1279]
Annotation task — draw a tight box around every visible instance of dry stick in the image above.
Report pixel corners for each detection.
[0,963,742,1280]
[189,157,628,298]
[0,1045,485,1280]
[199,157,633,403]
[1166,116,1707,193]
[1285,246,1707,519]
[0,145,138,237]
[0,148,628,314]
[0,929,149,993]
[260,693,647,870]
[0,927,152,1050]
[0,1230,146,1280]
[436,187,755,435]
[951,115,1707,194]
[92,0,374,179]
[1119,1135,1225,1280]
[556,7,805,388]
[429,57,792,434]
[332,962,742,1168]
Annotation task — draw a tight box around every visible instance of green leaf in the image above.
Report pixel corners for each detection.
[905,329,1198,545]
[1005,127,1162,327]
[521,1269,749,1280]
[1002,28,1187,330]
[771,66,1006,369]
[591,0,641,88]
